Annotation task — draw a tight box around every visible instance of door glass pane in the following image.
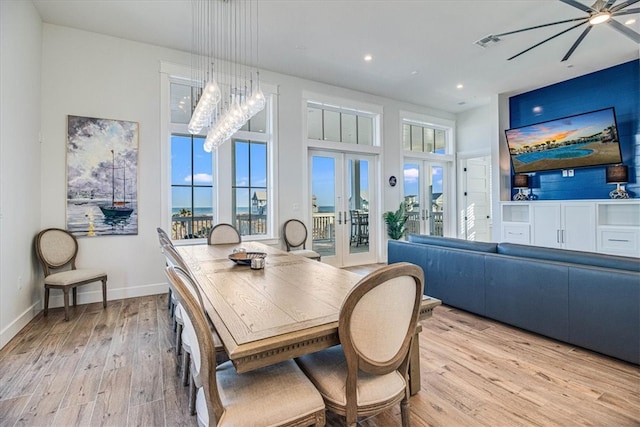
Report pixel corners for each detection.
[430,165,444,236]
[403,163,421,235]
[348,159,369,254]
[341,113,357,144]
[324,110,340,142]
[311,156,335,257]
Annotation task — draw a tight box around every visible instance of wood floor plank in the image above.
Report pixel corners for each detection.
[104,298,140,371]
[0,395,30,427]
[127,399,165,427]
[60,301,123,409]
[51,401,95,426]
[90,366,133,427]
[14,352,83,426]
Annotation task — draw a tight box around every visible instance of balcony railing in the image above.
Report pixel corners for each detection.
[171,214,267,240]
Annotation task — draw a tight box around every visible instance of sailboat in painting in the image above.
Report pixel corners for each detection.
[100,149,133,218]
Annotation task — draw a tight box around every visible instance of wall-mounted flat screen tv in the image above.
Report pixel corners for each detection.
[506,107,622,174]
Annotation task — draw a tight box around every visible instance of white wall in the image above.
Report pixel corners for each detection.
[1,21,457,348]
[456,104,493,155]
[0,0,43,347]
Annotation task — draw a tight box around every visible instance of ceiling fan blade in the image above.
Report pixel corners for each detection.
[608,18,640,42]
[560,0,596,12]
[561,26,593,61]
[603,0,617,9]
[508,21,588,60]
[495,17,588,37]
[610,0,640,13]
[612,7,640,14]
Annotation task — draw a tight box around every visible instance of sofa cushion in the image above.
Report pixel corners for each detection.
[408,234,498,253]
[497,243,640,272]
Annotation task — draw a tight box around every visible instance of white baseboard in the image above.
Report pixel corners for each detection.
[0,301,41,349]
[0,281,169,350]
[44,281,169,308]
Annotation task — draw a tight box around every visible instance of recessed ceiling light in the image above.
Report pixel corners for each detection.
[410,70,419,75]
[625,18,636,25]
[364,54,373,62]
[456,83,464,89]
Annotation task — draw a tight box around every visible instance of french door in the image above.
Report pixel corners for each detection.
[309,150,377,267]
[403,160,448,237]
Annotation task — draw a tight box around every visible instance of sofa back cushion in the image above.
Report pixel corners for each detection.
[497,243,640,272]
[408,234,498,253]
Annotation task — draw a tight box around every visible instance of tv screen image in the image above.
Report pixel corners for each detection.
[505,107,622,174]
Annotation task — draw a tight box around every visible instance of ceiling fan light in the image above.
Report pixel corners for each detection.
[589,12,611,25]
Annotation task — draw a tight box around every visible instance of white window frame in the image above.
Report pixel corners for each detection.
[160,61,278,243]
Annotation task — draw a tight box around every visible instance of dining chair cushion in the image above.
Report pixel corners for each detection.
[290,249,321,260]
[195,359,326,427]
[295,345,406,408]
[43,268,106,286]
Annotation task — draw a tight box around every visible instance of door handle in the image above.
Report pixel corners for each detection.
[338,211,342,225]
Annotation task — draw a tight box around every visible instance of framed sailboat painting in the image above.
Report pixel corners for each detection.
[66,115,139,237]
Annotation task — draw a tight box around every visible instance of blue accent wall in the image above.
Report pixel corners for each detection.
[509,60,639,200]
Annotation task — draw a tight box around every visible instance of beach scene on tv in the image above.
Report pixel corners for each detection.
[506,108,622,174]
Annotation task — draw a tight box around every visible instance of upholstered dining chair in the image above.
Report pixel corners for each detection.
[161,246,228,413]
[283,219,321,261]
[165,265,326,426]
[296,262,424,427]
[35,228,108,321]
[207,223,241,245]
[157,227,176,313]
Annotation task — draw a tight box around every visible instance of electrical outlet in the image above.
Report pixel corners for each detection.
[18,275,22,290]
[562,170,568,177]
[568,169,574,177]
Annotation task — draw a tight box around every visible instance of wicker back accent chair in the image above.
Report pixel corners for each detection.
[207,223,241,245]
[296,262,424,427]
[283,219,321,261]
[35,228,107,321]
[165,265,326,426]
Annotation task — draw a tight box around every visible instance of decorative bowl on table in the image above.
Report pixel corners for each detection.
[228,251,267,265]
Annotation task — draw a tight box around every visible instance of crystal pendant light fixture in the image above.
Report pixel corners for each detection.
[189,0,265,152]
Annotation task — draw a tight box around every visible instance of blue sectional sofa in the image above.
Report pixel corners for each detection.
[388,234,640,364]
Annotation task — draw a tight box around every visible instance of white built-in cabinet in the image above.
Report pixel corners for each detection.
[501,200,640,257]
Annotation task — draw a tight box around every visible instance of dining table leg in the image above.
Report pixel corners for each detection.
[409,324,422,396]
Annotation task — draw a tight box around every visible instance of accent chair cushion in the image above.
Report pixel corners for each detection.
[44,269,106,286]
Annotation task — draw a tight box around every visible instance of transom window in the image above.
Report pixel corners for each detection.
[402,122,447,154]
[307,102,374,145]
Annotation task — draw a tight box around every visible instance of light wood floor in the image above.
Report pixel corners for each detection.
[1,280,638,426]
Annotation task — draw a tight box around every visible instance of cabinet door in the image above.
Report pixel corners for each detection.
[562,203,595,252]
[532,204,562,248]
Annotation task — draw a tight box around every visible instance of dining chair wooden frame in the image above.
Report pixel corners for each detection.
[165,265,326,426]
[35,228,107,321]
[296,262,424,427]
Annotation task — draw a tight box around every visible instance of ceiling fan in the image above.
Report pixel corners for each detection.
[493,0,640,61]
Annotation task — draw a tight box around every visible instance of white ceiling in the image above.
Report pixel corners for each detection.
[33,0,639,113]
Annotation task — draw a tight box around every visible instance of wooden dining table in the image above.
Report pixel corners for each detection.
[177,241,441,395]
